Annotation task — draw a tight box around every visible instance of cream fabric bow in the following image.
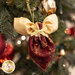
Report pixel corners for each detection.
[14,14,58,37]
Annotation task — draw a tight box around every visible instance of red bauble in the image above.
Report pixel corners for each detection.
[0,33,5,55]
[0,42,14,64]
[65,27,75,37]
[0,43,14,59]
[28,22,55,72]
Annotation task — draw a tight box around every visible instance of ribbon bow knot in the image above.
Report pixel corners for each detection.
[30,23,48,37]
[14,14,58,37]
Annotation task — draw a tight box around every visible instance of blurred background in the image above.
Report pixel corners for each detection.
[0,0,75,75]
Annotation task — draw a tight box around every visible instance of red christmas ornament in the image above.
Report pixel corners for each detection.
[0,43,14,64]
[0,33,14,64]
[0,33,5,55]
[0,43,14,58]
[65,27,75,37]
[28,23,55,72]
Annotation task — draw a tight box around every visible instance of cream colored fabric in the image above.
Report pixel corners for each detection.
[14,17,36,35]
[14,14,58,36]
[42,0,56,12]
[43,14,58,34]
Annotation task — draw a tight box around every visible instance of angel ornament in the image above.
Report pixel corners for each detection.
[14,14,58,72]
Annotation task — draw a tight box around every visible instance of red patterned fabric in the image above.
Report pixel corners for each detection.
[28,22,55,72]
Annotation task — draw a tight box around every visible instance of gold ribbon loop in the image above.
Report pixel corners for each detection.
[14,14,58,37]
[43,14,58,34]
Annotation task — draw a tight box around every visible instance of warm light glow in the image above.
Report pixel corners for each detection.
[21,36,26,40]
[63,64,66,67]
[26,55,30,60]
[48,0,53,6]
[0,58,7,63]
[60,49,66,56]
[17,40,21,45]
[65,28,71,34]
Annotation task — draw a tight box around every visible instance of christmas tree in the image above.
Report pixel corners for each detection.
[0,0,75,75]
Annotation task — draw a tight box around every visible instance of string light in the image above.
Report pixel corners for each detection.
[73,50,75,54]
[32,72,36,75]
[65,28,71,35]
[26,55,30,60]
[60,49,66,56]
[63,64,66,67]
[17,40,21,45]
[21,36,26,40]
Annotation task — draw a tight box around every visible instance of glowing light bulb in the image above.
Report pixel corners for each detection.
[65,28,71,35]
[60,49,66,56]
[17,40,21,45]
[26,55,30,60]
[21,36,26,40]
[63,64,66,67]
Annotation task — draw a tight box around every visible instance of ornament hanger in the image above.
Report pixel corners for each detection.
[26,0,34,22]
